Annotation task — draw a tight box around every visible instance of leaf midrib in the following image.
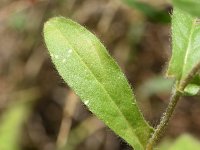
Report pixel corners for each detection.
[181,18,197,81]
[49,22,145,148]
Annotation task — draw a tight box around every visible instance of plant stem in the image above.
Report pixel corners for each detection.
[146,62,200,150]
[146,85,182,150]
[179,62,200,90]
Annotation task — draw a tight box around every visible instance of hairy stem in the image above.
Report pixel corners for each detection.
[145,85,181,150]
[179,62,200,90]
[146,62,200,150]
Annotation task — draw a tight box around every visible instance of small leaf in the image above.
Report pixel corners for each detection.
[173,0,200,17]
[184,84,200,96]
[183,74,200,96]
[44,17,153,149]
[166,8,200,82]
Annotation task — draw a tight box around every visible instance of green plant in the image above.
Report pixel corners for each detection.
[43,2,200,150]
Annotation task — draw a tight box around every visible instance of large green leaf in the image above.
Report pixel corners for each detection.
[173,0,200,17]
[44,17,153,150]
[166,8,200,82]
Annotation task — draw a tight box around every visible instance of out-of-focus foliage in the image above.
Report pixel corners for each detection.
[8,12,27,31]
[169,134,200,150]
[158,134,200,150]
[123,0,170,23]
[64,117,105,150]
[137,76,174,99]
[0,101,30,150]
[157,138,173,150]
[44,17,154,150]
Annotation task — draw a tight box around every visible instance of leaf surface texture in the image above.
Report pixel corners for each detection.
[167,8,200,82]
[44,17,153,150]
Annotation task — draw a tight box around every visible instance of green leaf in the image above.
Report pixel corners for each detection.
[44,17,153,150]
[183,74,200,96]
[166,8,200,82]
[169,134,200,150]
[173,0,200,17]
[123,0,170,23]
[184,84,200,96]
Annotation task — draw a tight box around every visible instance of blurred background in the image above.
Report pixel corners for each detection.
[1,0,200,150]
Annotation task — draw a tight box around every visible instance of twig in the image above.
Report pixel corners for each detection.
[56,90,79,149]
[65,116,105,150]
[97,0,120,34]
